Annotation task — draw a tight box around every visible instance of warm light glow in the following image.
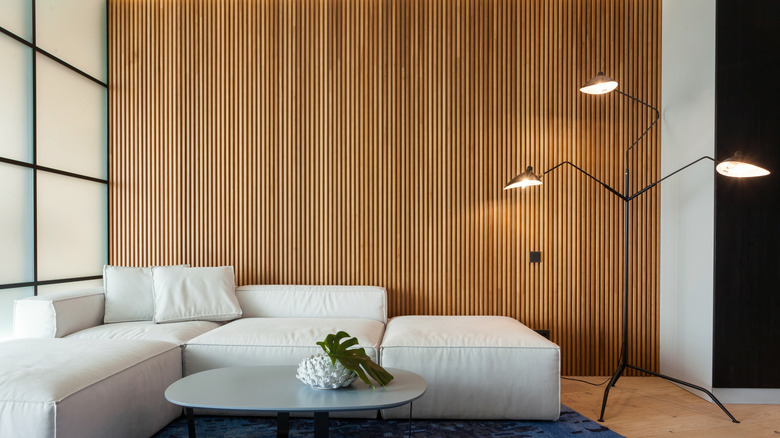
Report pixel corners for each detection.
[716,160,770,177]
[505,179,543,190]
[580,72,618,95]
[504,166,543,190]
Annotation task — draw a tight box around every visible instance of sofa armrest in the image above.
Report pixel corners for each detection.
[13,288,105,338]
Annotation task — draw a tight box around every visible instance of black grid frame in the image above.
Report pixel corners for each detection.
[0,1,108,297]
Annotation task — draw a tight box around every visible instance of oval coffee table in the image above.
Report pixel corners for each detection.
[165,365,426,438]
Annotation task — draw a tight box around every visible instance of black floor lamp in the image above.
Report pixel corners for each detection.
[504,72,770,424]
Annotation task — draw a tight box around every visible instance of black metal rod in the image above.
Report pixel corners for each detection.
[185,408,196,438]
[629,156,717,201]
[0,26,108,88]
[408,401,414,438]
[276,412,289,438]
[598,362,625,422]
[615,89,660,157]
[32,0,38,297]
[625,364,740,423]
[0,275,103,291]
[623,166,630,377]
[313,412,329,438]
[541,161,626,201]
[0,157,109,185]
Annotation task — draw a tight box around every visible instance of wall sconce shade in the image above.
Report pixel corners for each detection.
[504,166,542,190]
[579,72,618,95]
[716,152,771,177]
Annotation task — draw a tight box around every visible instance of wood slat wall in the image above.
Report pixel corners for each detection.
[109,0,660,376]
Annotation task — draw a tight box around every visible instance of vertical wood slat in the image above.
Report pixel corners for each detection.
[109,0,661,376]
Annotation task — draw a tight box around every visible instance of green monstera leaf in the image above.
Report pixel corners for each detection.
[317,331,394,388]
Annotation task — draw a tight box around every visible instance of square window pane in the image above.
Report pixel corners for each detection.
[0,163,34,284]
[38,279,103,296]
[0,0,33,42]
[0,287,34,341]
[0,33,33,163]
[36,0,107,82]
[37,54,107,180]
[37,172,107,281]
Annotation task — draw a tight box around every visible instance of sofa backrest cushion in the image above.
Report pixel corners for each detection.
[152,266,242,323]
[104,265,155,323]
[235,285,387,323]
[103,264,190,323]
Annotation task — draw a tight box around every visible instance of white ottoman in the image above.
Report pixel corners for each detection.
[0,338,182,438]
[380,316,560,420]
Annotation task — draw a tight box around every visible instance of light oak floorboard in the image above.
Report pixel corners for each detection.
[561,376,780,437]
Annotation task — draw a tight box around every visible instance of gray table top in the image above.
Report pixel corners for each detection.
[165,365,426,412]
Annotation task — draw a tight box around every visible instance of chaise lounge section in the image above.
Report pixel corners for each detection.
[0,338,181,438]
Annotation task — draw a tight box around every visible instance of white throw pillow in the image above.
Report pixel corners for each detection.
[103,265,155,323]
[152,266,242,323]
[103,264,191,323]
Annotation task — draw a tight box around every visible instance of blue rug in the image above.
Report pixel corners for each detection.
[153,405,624,437]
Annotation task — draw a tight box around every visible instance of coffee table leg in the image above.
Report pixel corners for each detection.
[277,412,290,438]
[185,408,196,438]
[408,402,414,438]
[313,411,329,437]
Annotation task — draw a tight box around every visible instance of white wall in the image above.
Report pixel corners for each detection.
[660,0,716,396]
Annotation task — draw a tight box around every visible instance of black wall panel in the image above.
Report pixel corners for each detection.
[714,0,780,388]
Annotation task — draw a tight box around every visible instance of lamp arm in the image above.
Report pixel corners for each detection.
[615,89,660,157]
[543,161,627,201]
[628,156,716,201]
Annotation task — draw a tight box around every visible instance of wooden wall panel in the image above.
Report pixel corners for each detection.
[109,0,661,376]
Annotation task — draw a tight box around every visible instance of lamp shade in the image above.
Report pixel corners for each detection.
[504,166,542,190]
[716,152,770,178]
[580,72,618,95]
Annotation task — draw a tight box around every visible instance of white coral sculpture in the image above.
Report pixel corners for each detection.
[296,352,358,389]
[296,331,394,390]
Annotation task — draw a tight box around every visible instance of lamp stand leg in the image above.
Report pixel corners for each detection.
[598,361,626,422]
[597,362,740,423]
[625,364,740,423]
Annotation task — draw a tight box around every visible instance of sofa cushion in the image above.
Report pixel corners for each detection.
[65,320,222,345]
[183,317,385,376]
[152,266,242,323]
[235,285,387,323]
[103,265,155,323]
[0,338,181,438]
[103,264,190,323]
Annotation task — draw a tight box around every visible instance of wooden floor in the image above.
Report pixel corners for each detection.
[561,376,780,437]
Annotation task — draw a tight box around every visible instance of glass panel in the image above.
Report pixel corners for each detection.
[36,0,107,82]
[38,279,103,296]
[0,0,33,42]
[0,33,33,163]
[37,173,107,281]
[0,287,34,341]
[37,54,107,180]
[0,163,34,284]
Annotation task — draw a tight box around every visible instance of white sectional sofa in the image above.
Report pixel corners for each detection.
[2,269,561,438]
